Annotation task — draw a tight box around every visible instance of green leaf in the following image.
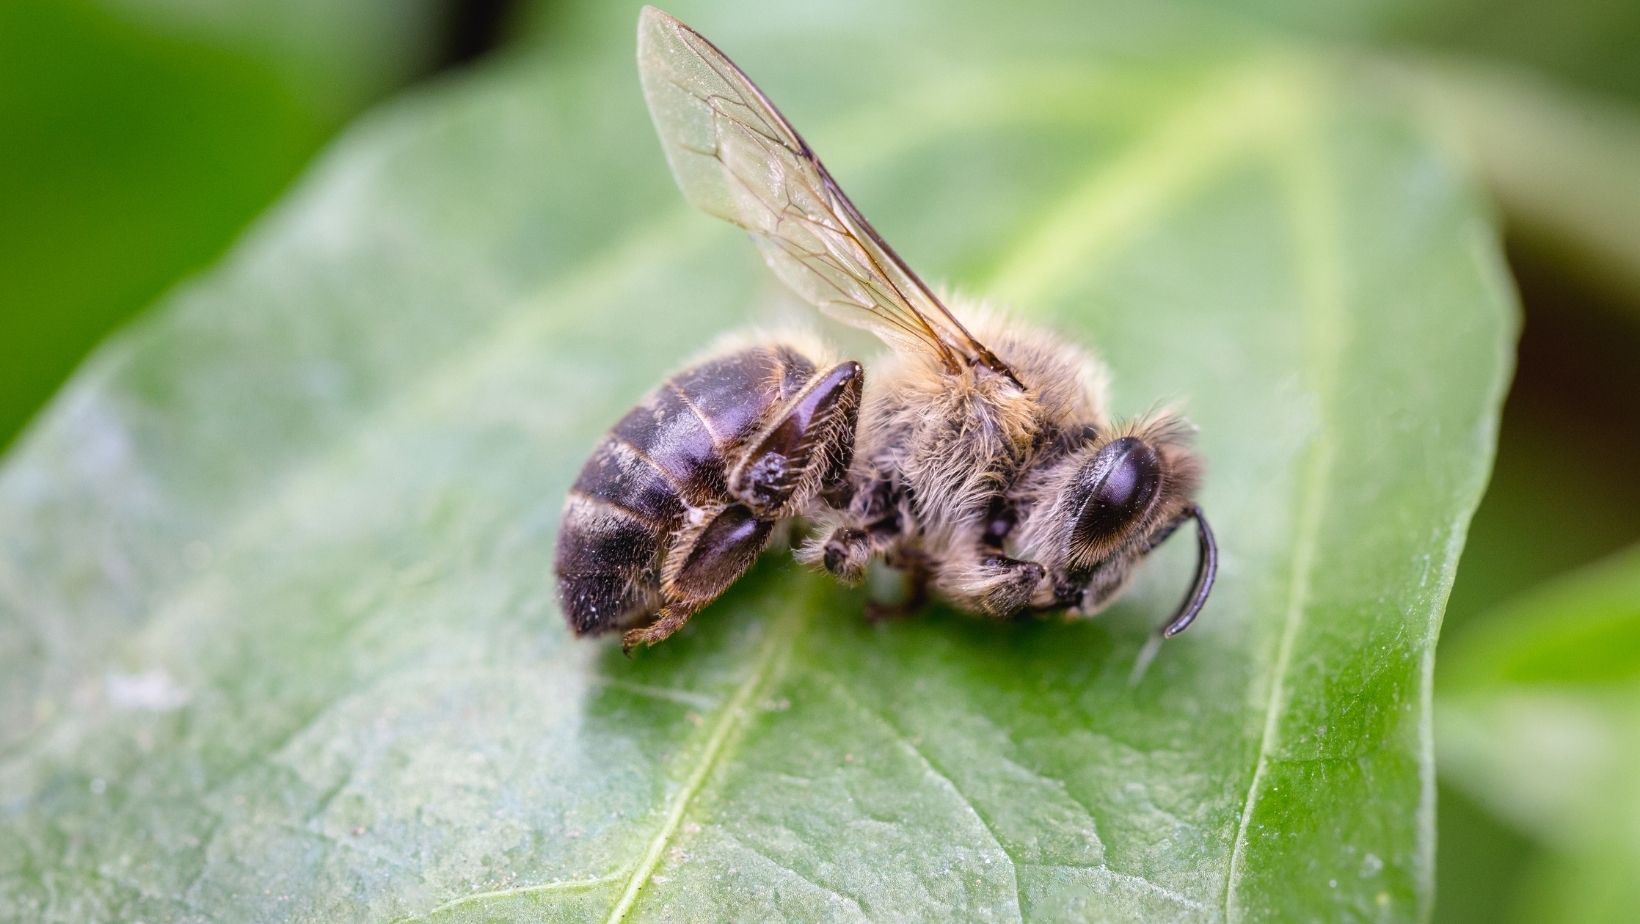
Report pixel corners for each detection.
[0,0,444,449]
[1202,0,1640,106]
[1442,544,1640,691]
[1104,1,1640,313]
[0,3,1514,920]
[1436,545,1640,924]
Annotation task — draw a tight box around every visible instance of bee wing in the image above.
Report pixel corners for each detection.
[637,7,1013,378]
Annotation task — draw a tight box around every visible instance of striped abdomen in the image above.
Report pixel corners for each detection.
[555,344,820,634]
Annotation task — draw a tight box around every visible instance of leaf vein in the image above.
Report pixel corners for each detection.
[720,831,869,919]
[1222,110,1346,922]
[604,608,806,922]
[392,872,625,923]
[1024,863,1209,913]
[813,668,1024,923]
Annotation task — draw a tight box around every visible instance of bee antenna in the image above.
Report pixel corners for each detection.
[1160,504,1216,638]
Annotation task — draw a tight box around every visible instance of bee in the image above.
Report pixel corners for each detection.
[555,7,1217,650]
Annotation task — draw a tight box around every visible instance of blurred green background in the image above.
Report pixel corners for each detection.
[2,1,1636,920]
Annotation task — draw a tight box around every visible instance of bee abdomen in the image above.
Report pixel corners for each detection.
[555,498,662,635]
[555,344,816,635]
[609,346,812,503]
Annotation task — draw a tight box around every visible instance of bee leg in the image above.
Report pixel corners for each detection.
[730,361,863,517]
[1029,571,1089,613]
[625,502,775,650]
[866,595,926,622]
[806,529,868,584]
[940,552,1048,619]
[622,602,695,653]
[813,526,870,583]
[1075,558,1140,615]
[864,548,929,622]
[805,499,905,583]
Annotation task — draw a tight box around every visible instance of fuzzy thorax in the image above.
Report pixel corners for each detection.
[854,305,1114,541]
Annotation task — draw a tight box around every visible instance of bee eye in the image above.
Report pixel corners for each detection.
[1072,437,1161,546]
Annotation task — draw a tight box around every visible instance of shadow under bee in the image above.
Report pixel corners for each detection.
[583,555,1145,700]
[572,558,1179,806]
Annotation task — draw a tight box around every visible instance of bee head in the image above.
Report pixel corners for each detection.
[1056,415,1215,636]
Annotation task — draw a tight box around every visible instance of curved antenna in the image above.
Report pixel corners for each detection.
[1161,505,1217,638]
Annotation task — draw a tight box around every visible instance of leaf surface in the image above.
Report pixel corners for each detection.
[0,4,1514,921]
[0,0,444,447]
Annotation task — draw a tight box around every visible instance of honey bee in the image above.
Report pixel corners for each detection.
[555,7,1217,650]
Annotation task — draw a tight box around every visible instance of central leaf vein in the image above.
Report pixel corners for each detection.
[1222,109,1347,921]
[604,606,807,922]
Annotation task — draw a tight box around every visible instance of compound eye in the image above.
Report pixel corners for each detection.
[1072,437,1162,547]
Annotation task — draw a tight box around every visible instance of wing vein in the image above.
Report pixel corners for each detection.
[637,7,1017,379]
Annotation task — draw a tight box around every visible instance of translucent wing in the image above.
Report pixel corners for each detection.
[636,6,1015,380]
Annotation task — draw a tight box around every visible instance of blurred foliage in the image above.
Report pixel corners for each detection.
[1202,0,1640,105]
[1407,65,1640,312]
[0,0,445,450]
[1431,196,1640,919]
[1441,252,1640,633]
[1439,546,1640,923]
[1175,0,1640,311]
